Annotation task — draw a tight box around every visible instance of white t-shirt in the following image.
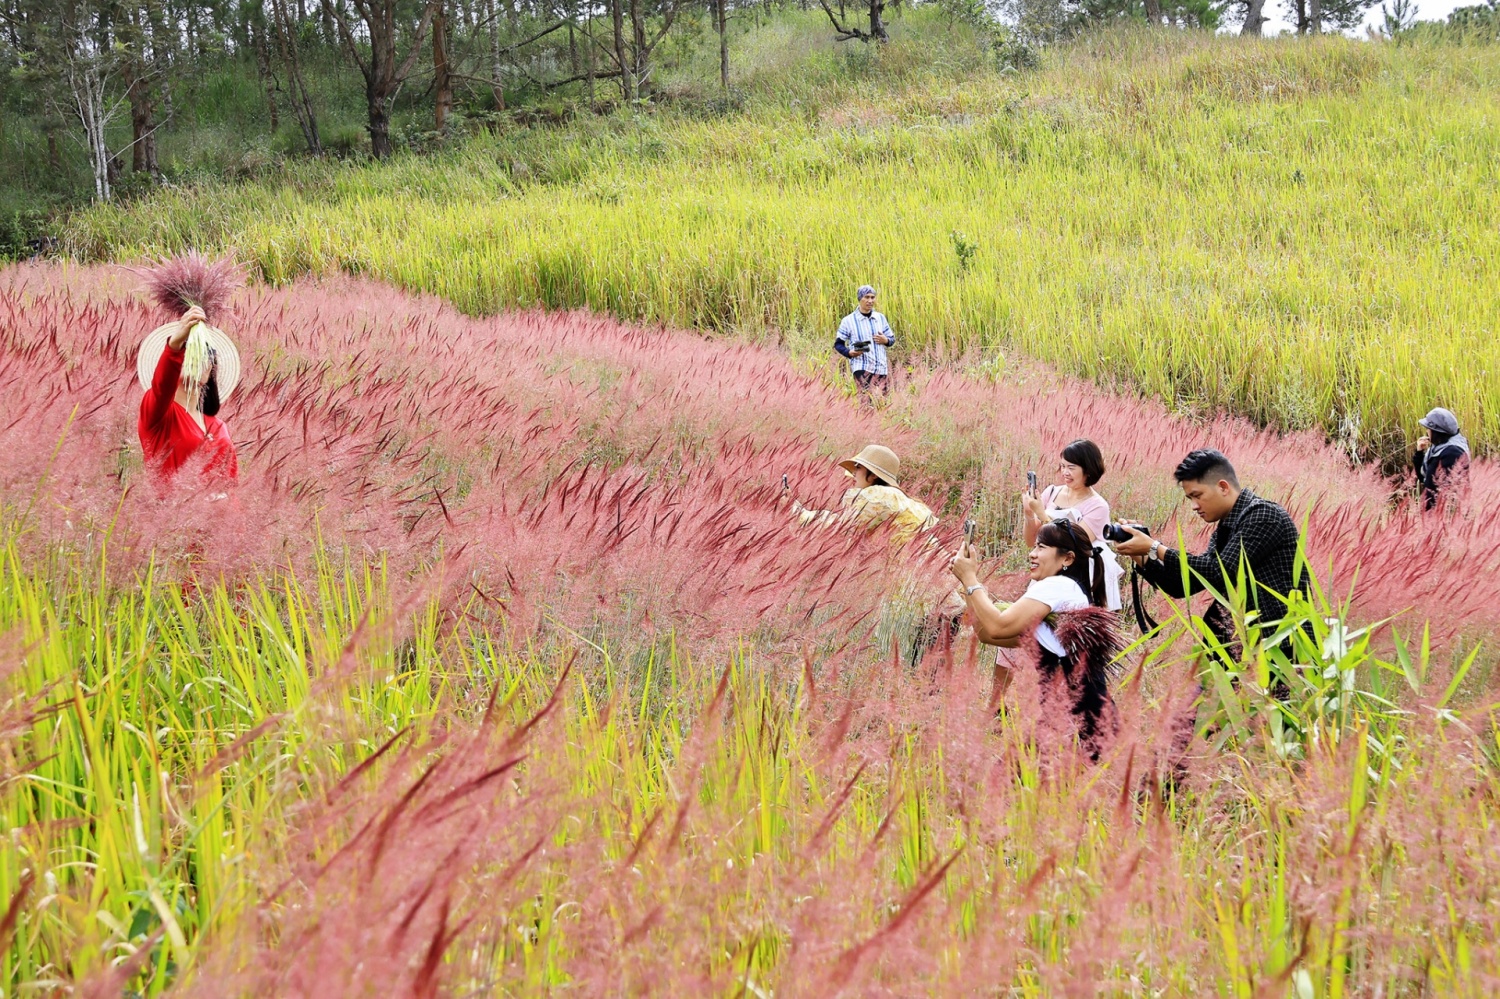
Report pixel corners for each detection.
[1021,575,1089,657]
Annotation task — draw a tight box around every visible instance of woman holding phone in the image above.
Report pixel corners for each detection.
[950,518,1120,759]
[1021,439,1124,611]
[790,444,936,544]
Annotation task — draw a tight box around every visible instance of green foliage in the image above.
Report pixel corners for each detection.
[949,228,978,272]
[1445,1,1500,39]
[66,30,1500,466]
[1136,544,1446,777]
[0,207,52,261]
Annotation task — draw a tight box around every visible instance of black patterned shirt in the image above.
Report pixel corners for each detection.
[1136,489,1301,628]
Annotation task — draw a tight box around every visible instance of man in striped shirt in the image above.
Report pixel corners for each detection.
[835,284,896,408]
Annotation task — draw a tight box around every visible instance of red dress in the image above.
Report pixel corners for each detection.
[138,344,239,484]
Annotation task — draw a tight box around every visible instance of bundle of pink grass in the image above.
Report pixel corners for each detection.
[3,259,1495,657]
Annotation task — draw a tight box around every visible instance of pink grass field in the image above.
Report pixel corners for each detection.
[4,261,1497,657]
[4,262,1500,994]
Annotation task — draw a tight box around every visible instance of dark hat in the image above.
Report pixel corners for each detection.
[1419,407,1460,435]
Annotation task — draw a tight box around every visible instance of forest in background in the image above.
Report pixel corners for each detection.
[5,0,1499,254]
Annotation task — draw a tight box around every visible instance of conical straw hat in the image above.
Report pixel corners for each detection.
[136,323,242,402]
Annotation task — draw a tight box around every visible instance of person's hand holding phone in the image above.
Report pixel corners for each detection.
[949,544,980,589]
[951,518,980,589]
[1021,491,1047,523]
[1022,470,1045,522]
[1416,434,1432,453]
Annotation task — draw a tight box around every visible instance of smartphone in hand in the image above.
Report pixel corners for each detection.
[1026,470,1038,495]
[962,515,976,556]
[781,474,789,493]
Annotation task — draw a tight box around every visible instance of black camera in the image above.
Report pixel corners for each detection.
[851,341,872,353]
[1101,522,1148,544]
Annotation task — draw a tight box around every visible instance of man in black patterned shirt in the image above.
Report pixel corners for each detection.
[1112,449,1302,647]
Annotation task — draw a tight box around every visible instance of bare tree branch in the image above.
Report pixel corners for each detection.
[817,0,870,40]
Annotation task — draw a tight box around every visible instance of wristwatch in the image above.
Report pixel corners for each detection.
[965,583,986,596]
[1148,540,1163,562]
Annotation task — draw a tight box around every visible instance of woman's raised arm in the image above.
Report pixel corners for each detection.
[964,593,1051,648]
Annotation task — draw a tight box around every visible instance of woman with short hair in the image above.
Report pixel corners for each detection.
[1022,439,1124,611]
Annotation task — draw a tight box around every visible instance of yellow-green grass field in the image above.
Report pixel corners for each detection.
[66,25,1500,465]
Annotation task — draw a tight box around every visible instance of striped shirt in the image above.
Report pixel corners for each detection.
[836,309,895,376]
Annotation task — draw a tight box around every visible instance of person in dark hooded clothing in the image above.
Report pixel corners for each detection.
[1414,407,1470,511]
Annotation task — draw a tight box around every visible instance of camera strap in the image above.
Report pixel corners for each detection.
[1129,568,1158,633]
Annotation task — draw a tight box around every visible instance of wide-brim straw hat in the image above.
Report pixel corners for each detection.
[136,322,242,402]
[839,444,901,488]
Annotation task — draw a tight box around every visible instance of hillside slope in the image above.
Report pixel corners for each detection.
[65,25,1500,463]
[5,261,1500,993]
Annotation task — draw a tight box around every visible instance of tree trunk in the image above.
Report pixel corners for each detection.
[434,1,452,131]
[364,8,401,158]
[868,0,887,41]
[367,80,393,158]
[484,0,505,110]
[611,0,632,100]
[274,0,322,153]
[253,20,281,133]
[717,0,728,90]
[122,4,158,176]
[1308,0,1322,31]
[123,56,157,175]
[629,0,648,96]
[1240,0,1267,34]
[368,104,393,157]
[145,0,174,124]
[1144,0,1162,23]
[71,62,112,202]
[584,12,595,106]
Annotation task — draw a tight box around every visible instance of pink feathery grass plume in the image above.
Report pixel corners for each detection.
[135,251,244,320]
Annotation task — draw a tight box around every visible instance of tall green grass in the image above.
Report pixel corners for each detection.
[0,540,424,987]
[4,529,1498,992]
[66,28,1500,464]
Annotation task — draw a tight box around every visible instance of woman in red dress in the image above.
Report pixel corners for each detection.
[136,261,243,487]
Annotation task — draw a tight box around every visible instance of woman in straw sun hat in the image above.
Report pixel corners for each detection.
[135,254,243,486]
[790,444,937,544]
